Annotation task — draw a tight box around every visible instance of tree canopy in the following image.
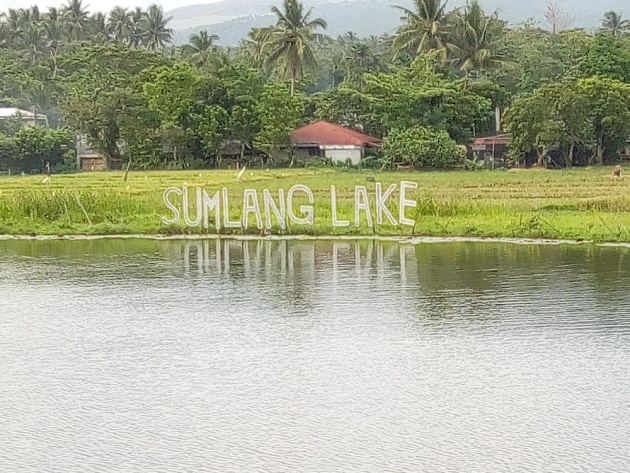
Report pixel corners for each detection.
[2,0,630,171]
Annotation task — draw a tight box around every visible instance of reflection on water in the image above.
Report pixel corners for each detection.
[1,239,630,472]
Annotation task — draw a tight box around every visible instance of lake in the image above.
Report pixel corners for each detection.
[1,238,629,472]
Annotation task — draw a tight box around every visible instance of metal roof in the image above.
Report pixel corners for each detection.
[0,108,38,119]
[292,121,381,147]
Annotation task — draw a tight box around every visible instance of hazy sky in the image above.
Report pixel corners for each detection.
[0,0,221,12]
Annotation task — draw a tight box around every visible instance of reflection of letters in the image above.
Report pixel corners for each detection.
[180,240,418,286]
[287,185,314,226]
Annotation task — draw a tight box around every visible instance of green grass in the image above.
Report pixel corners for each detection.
[1,167,630,241]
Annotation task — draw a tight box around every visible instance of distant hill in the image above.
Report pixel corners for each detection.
[168,0,624,46]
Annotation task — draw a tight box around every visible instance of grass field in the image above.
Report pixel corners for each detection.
[1,167,630,241]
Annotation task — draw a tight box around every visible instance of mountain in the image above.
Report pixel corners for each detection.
[168,0,624,46]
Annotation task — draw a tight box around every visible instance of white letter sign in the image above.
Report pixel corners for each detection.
[354,186,373,228]
[375,183,398,226]
[162,187,182,225]
[330,185,349,227]
[287,185,314,226]
[399,181,418,226]
[242,189,263,230]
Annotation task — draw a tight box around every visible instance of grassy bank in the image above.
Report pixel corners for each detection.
[1,167,630,241]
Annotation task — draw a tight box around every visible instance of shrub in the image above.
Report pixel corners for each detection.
[383,126,463,168]
[0,126,76,174]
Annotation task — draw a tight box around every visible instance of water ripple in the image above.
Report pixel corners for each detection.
[0,239,629,472]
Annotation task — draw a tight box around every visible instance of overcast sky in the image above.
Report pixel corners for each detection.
[0,0,221,13]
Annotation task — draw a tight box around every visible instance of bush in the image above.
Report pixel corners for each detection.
[382,126,463,169]
[0,126,76,174]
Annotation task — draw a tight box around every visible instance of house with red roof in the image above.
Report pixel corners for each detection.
[291,121,381,165]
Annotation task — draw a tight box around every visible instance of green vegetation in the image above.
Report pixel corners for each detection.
[4,0,630,172]
[2,168,630,242]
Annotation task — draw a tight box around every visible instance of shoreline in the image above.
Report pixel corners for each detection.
[2,233,628,248]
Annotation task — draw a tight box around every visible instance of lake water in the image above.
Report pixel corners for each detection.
[1,238,629,472]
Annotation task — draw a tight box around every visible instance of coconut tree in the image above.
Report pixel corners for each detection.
[108,7,132,44]
[264,0,327,94]
[392,0,450,59]
[88,12,110,44]
[183,30,221,69]
[20,23,46,66]
[42,8,64,76]
[62,0,90,41]
[450,1,508,77]
[128,7,145,47]
[600,11,629,38]
[141,5,173,50]
[245,26,274,71]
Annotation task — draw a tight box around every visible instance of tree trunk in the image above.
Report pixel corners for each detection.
[565,142,575,168]
[597,142,605,165]
[290,72,296,96]
[495,106,502,133]
[537,146,547,167]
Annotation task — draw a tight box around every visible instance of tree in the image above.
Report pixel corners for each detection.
[383,126,463,168]
[254,83,305,162]
[108,7,132,44]
[62,0,90,41]
[392,0,450,60]
[60,45,174,167]
[264,0,327,95]
[579,76,630,164]
[576,34,630,83]
[450,1,509,77]
[505,77,630,167]
[600,11,629,38]
[183,31,221,69]
[356,53,491,140]
[544,3,572,34]
[505,81,594,167]
[141,5,173,51]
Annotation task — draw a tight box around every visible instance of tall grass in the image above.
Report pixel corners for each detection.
[0,167,629,241]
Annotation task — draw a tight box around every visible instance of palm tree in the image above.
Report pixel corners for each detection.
[108,7,132,44]
[601,11,629,38]
[62,0,90,41]
[264,0,328,95]
[89,12,110,44]
[450,1,508,77]
[0,19,9,49]
[245,26,274,71]
[392,0,450,59]
[183,31,221,69]
[128,7,145,47]
[20,23,46,66]
[141,5,173,50]
[43,8,64,76]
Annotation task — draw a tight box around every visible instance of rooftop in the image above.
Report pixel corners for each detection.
[0,107,39,119]
[292,121,381,147]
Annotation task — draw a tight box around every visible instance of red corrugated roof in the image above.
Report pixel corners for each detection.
[473,134,512,146]
[292,121,381,147]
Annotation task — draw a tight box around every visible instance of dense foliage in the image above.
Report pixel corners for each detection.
[0,126,75,173]
[2,0,630,170]
[383,126,463,168]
